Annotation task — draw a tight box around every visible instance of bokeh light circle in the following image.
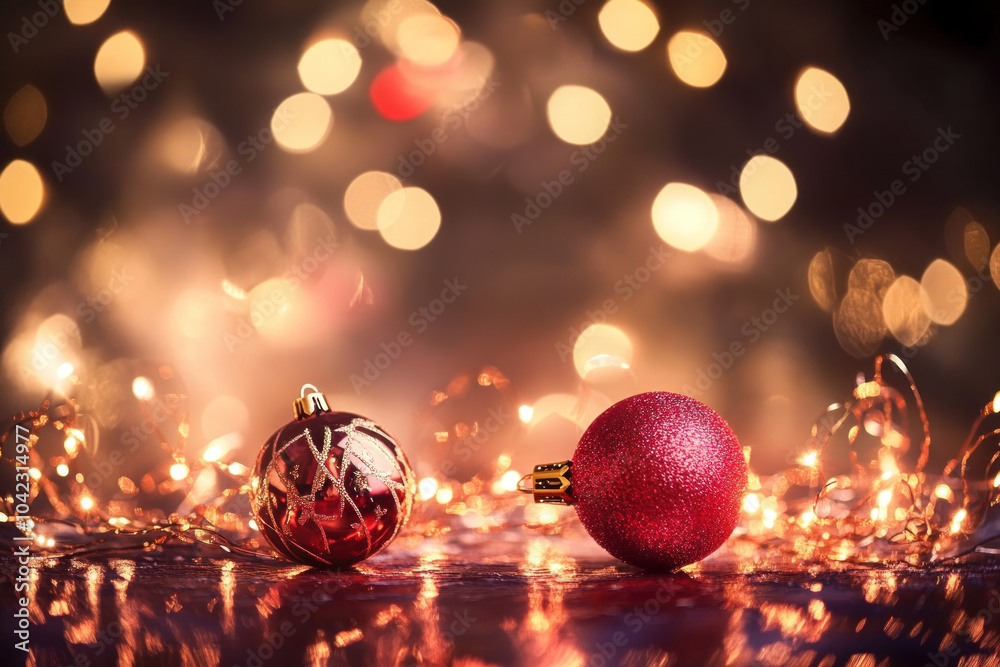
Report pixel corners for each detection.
[572,324,633,379]
[739,155,797,222]
[271,92,333,153]
[94,31,146,93]
[795,67,850,134]
[344,171,403,231]
[598,0,660,52]
[651,183,719,251]
[920,259,967,325]
[298,39,363,95]
[377,187,442,250]
[667,31,727,88]
[0,160,45,225]
[65,0,111,25]
[546,85,612,146]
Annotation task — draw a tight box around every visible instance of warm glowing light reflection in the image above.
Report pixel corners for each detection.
[131,376,154,400]
[169,463,189,481]
[963,221,990,270]
[795,67,850,134]
[500,470,521,492]
[518,405,534,423]
[65,0,111,25]
[377,186,442,250]
[705,195,756,264]
[271,92,333,153]
[667,31,727,88]
[202,396,249,441]
[418,477,439,501]
[0,159,45,224]
[397,14,460,66]
[990,244,1000,290]
[298,39,363,95]
[363,0,441,54]
[174,288,223,339]
[651,182,719,251]
[4,85,47,147]
[572,323,633,379]
[598,0,660,52]
[94,31,146,93]
[920,259,966,325]
[808,249,837,312]
[950,508,967,534]
[158,118,218,174]
[546,85,612,146]
[882,276,931,347]
[739,155,797,222]
[344,171,403,231]
[57,362,74,379]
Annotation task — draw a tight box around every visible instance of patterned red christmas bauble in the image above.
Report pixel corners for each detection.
[525,391,747,571]
[250,386,415,567]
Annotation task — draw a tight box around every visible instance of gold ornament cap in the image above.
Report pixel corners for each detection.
[293,383,331,420]
[517,460,575,505]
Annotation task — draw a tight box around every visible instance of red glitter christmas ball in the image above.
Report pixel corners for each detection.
[572,392,747,571]
[250,389,415,568]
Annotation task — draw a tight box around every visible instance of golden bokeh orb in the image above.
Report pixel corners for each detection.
[667,31,727,88]
[94,31,146,93]
[598,0,660,52]
[546,85,612,146]
[651,183,719,252]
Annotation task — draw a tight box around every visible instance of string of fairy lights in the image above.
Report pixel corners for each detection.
[1,0,999,565]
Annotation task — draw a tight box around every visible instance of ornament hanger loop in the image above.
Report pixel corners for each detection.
[516,473,533,494]
[521,460,575,505]
[293,384,330,420]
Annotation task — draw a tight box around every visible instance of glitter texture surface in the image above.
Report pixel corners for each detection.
[573,391,748,570]
[250,411,415,567]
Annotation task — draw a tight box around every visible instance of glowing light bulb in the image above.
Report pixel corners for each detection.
[500,470,521,493]
[518,405,534,423]
[418,477,438,501]
[132,376,154,400]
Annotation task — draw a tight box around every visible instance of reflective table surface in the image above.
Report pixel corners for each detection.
[3,534,1000,667]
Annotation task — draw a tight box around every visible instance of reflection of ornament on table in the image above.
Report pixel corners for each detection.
[250,385,415,567]
[522,391,748,571]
